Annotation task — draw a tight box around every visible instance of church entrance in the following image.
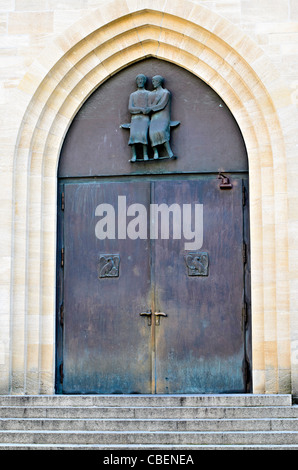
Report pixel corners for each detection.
[56,59,251,394]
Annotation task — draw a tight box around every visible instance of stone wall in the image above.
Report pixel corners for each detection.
[0,0,298,395]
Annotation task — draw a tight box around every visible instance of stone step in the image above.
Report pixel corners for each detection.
[1,417,298,432]
[0,394,292,408]
[1,443,298,450]
[0,394,296,449]
[1,430,298,445]
[0,405,298,419]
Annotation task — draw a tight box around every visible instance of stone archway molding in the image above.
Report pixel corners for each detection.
[10,0,292,394]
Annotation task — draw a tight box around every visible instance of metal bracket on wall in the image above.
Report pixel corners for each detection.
[218,173,233,189]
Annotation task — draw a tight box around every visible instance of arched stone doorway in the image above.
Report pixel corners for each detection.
[10,2,291,395]
[56,58,251,394]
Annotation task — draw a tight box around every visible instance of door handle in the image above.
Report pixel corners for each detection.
[154,312,168,326]
[140,310,152,326]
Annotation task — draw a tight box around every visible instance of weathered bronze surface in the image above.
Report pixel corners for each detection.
[58,177,249,394]
[58,58,248,177]
[61,182,152,394]
[153,179,246,393]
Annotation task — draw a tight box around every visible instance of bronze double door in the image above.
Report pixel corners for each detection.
[58,176,250,394]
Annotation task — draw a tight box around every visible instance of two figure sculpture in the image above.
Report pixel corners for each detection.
[122,74,179,162]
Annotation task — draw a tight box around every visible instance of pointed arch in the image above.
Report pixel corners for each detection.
[11,0,291,394]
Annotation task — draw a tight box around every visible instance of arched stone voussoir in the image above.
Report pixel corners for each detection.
[10,0,290,395]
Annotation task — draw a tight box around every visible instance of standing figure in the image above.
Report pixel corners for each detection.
[127,74,150,162]
[149,75,175,159]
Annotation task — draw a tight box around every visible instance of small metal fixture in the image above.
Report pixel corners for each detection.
[218,173,233,189]
[185,252,209,277]
[98,255,120,278]
[140,310,152,326]
[154,312,168,326]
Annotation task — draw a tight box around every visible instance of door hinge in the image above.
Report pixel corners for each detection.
[59,362,64,384]
[60,304,64,327]
[244,356,251,391]
[61,192,65,211]
[242,302,248,329]
[61,247,64,268]
[242,186,246,206]
[242,243,247,264]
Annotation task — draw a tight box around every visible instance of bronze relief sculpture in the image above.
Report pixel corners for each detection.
[121,75,180,162]
[127,74,150,162]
